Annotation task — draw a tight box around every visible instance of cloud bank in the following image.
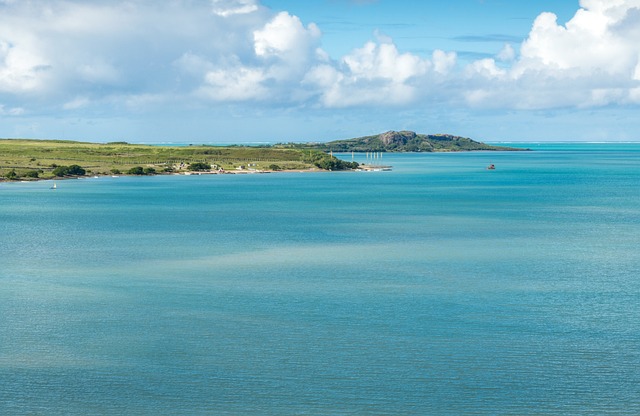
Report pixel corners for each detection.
[1,0,639,119]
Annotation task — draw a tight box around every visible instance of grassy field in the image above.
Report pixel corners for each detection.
[0,139,333,180]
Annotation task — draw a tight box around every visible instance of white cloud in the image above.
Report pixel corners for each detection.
[497,44,515,62]
[466,0,640,109]
[0,1,265,106]
[201,66,267,101]
[467,59,506,78]
[252,11,324,87]
[1,0,640,118]
[629,87,640,103]
[302,40,432,107]
[432,50,456,75]
[517,10,629,74]
[343,41,429,83]
[211,0,259,17]
[0,2,138,97]
[0,36,51,93]
[254,12,320,60]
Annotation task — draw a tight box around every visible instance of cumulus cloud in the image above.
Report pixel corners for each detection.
[0,37,51,93]
[302,40,433,107]
[0,2,150,97]
[183,10,324,104]
[254,12,321,60]
[252,11,324,85]
[1,0,639,117]
[464,0,640,108]
[432,50,457,75]
[343,41,429,83]
[496,44,515,62]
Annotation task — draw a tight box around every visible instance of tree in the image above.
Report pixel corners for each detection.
[143,167,156,175]
[52,166,68,177]
[52,165,86,177]
[5,170,18,180]
[188,162,211,171]
[127,166,145,175]
[67,165,86,175]
[314,157,359,171]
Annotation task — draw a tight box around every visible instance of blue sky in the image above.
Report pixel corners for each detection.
[1,0,639,143]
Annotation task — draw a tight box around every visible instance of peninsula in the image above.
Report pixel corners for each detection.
[0,138,359,181]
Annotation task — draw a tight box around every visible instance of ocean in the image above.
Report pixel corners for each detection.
[1,143,639,415]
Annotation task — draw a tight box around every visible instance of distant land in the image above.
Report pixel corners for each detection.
[0,132,521,181]
[279,131,525,152]
[0,138,356,181]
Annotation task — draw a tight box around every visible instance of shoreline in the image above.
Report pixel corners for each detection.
[0,167,345,184]
[0,164,397,184]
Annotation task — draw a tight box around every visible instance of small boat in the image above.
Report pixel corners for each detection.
[50,182,57,189]
[487,164,495,170]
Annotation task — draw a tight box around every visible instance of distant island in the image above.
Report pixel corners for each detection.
[277,130,524,153]
[0,132,521,181]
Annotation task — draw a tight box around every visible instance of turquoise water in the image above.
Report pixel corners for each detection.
[1,144,639,415]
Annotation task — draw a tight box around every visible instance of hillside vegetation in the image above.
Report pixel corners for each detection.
[279,131,523,152]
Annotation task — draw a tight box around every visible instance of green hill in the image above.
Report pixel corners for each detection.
[290,131,524,152]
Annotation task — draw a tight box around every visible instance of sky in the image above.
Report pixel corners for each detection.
[1,0,640,143]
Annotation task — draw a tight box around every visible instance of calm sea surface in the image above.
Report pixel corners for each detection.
[1,143,639,415]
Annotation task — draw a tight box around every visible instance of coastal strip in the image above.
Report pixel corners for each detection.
[0,139,357,182]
